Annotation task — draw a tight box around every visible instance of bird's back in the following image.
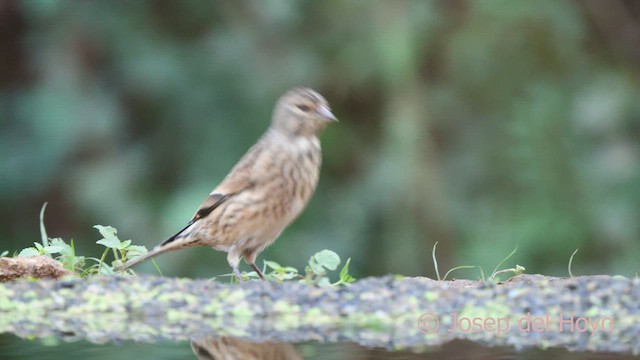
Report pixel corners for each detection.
[186,128,322,251]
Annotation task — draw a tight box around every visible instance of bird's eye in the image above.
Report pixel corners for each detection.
[296,104,311,112]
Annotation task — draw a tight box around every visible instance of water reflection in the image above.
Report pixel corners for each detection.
[190,336,302,360]
[0,335,635,359]
[186,337,630,360]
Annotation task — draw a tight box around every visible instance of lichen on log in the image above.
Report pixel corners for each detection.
[0,274,638,355]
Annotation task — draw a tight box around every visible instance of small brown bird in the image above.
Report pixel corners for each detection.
[117,87,337,281]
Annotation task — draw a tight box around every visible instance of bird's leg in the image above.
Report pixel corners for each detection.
[227,246,244,284]
[243,249,267,281]
[249,262,267,281]
[233,266,244,284]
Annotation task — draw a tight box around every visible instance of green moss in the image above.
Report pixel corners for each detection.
[302,307,333,326]
[230,304,254,318]
[424,291,438,301]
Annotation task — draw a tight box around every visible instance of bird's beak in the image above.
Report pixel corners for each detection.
[318,105,338,122]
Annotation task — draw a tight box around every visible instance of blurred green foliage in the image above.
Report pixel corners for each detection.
[1,0,639,284]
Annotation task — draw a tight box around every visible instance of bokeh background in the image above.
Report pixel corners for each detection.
[2,0,640,281]
[2,1,640,359]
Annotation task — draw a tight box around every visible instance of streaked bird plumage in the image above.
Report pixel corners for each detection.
[117,87,337,281]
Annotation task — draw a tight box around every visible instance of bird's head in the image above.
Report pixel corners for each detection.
[271,87,338,137]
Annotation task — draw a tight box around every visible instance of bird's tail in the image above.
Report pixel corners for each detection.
[116,221,201,272]
[117,245,173,271]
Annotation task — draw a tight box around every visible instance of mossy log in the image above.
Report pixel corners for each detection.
[0,274,638,355]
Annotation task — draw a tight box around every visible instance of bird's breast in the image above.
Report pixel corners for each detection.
[275,136,321,218]
[205,135,322,247]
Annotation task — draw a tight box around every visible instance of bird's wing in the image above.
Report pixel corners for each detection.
[118,139,265,269]
[159,140,265,247]
[191,140,264,221]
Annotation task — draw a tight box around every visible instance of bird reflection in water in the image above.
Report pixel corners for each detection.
[190,336,302,360]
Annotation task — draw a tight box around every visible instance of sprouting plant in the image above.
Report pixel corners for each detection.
[14,204,85,272]
[12,203,153,277]
[12,203,354,283]
[337,258,357,285]
[303,249,356,287]
[236,260,300,283]
[17,203,66,258]
[432,242,440,280]
[0,250,8,258]
[92,225,150,275]
[221,249,356,286]
[431,242,476,281]
[568,249,579,278]
[488,245,525,281]
[430,242,525,282]
[50,238,85,273]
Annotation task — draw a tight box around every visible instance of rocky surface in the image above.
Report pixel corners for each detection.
[0,256,71,282]
[0,274,637,355]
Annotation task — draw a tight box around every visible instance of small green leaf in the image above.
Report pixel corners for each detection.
[34,242,44,252]
[276,271,299,281]
[120,240,132,249]
[339,258,351,278]
[111,259,124,268]
[96,238,121,249]
[307,257,325,274]
[243,271,262,280]
[98,262,114,275]
[339,258,356,284]
[264,260,282,270]
[125,245,148,257]
[94,225,122,247]
[49,238,73,256]
[43,245,65,255]
[0,251,8,257]
[317,277,331,288]
[18,248,40,257]
[282,266,298,273]
[314,250,340,271]
[95,225,123,249]
[342,274,356,284]
[94,225,118,238]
